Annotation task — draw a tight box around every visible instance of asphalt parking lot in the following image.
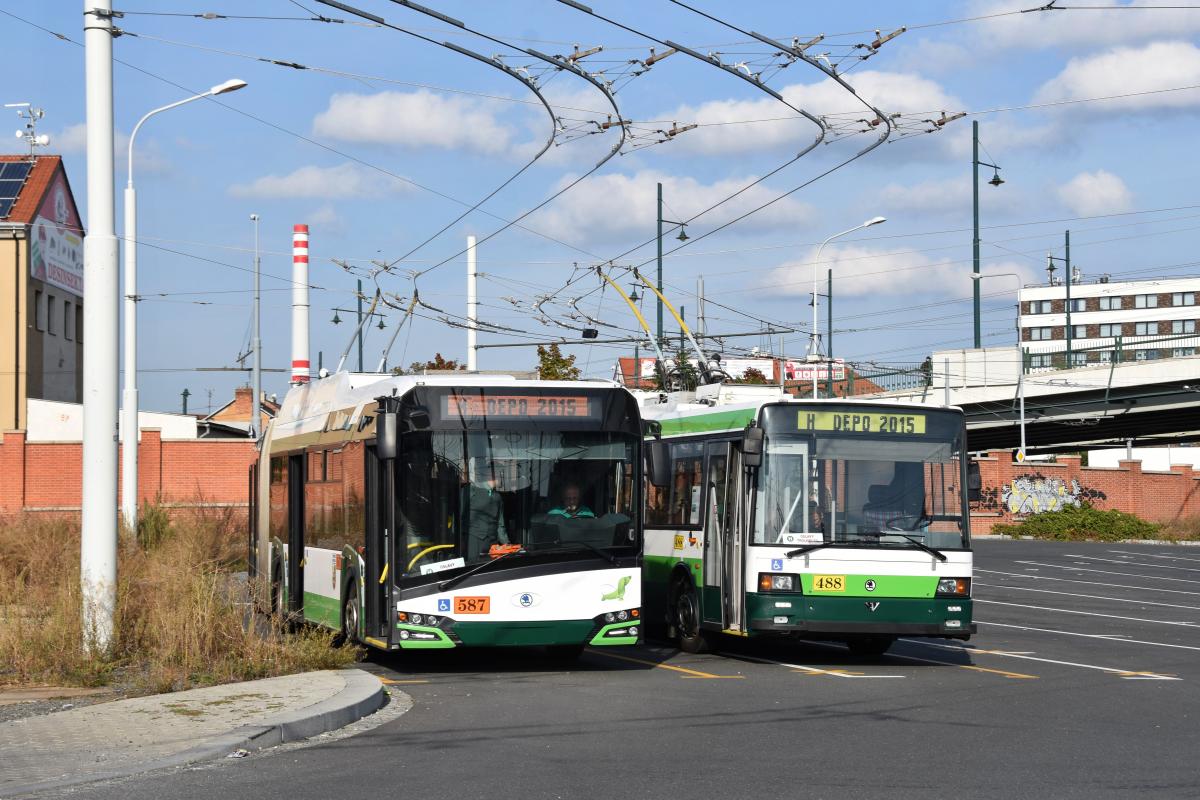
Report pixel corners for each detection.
[49,538,1200,800]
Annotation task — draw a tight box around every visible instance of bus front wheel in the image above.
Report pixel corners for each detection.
[341,582,360,645]
[671,579,708,654]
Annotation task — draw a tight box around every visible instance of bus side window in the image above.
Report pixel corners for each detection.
[669,442,704,527]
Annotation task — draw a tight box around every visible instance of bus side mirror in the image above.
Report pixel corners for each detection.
[742,426,764,469]
[646,440,671,487]
[642,419,662,440]
[377,411,398,460]
[967,460,982,502]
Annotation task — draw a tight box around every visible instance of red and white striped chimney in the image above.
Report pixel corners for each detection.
[290,224,310,384]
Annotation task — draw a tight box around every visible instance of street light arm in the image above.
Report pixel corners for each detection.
[126,82,247,185]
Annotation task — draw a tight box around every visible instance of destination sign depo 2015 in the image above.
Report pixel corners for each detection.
[797,411,926,435]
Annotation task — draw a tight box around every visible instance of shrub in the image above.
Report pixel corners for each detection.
[991,504,1162,542]
[0,508,360,691]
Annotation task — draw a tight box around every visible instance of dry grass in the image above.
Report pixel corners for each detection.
[1156,514,1200,542]
[0,508,360,692]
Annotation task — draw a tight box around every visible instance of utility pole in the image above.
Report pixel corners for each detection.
[656,182,663,347]
[467,235,478,371]
[356,279,364,372]
[82,0,118,653]
[1047,230,1073,368]
[181,388,190,415]
[972,120,981,349]
[826,268,833,396]
[696,275,706,343]
[250,214,261,438]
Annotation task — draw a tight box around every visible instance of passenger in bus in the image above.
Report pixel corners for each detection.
[548,483,595,519]
[463,460,510,560]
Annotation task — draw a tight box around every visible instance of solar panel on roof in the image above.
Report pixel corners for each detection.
[0,162,32,181]
[0,161,34,219]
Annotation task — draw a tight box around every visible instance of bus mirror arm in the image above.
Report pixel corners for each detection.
[742,425,765,469]
[642,419,662,440]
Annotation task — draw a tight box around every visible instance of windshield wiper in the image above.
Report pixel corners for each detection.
[785,540,867,558]
[438,548,526,592]
[886,533,947,562]
[530,541,618,565]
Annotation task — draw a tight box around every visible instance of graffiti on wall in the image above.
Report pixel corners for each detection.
[1000,474,1107,515]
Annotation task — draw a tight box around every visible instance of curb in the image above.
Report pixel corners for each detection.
[5,669,385,798]
[974,534,1200,546]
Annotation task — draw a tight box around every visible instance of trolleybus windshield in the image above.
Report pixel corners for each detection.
[754,407,968,551]
[397,430,639,580]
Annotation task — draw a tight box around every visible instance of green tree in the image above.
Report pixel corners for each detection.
[536,344,581,380]
[396,353,466,375]
[738,367,770,385]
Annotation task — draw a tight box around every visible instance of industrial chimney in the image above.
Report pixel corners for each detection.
[291,224,310,384]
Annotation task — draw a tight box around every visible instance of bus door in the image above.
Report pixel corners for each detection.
[363,445,392,642]
[722,447,745,632]
[703,441,745,631]
[287,454,304,614]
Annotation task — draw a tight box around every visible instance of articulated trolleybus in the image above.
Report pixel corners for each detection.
[252,372,644,656]
[640,385,976,657]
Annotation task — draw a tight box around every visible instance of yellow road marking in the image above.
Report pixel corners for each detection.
[1117,671,1177,679]
[379,678,430,685]
[891,653,1038,679]
[588,649,744,679]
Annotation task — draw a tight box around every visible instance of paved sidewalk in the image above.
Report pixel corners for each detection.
[0,668,383,797]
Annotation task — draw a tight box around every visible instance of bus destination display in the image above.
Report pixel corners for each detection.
[797,410,926,435]
[444,394,594,418]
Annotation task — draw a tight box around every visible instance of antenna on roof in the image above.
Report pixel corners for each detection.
[6,103,50,157]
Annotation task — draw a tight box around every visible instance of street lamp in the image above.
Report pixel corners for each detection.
[810,216,886,397]
[972,120,1006,348]
[972,271,1026,462]
[122,78,247,531]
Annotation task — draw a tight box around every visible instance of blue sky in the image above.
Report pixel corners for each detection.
[5,1,1200,413]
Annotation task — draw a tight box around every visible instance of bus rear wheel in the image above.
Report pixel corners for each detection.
[846,636,895,658]
[671,579,708,654]
[341,583,360,645]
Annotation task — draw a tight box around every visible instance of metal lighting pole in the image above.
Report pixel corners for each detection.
[656,182,689,352]
[1047,230,1072,367]
[973,272,1026,461]
[811,216,886,397]
[83,0,118,652]
[121,78,247,531]
[356,279,364,371]
[250,213,261,439]
[972,120,1005,349]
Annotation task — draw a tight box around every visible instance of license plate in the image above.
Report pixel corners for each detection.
[454,596,491,614]
[812,575,846,592]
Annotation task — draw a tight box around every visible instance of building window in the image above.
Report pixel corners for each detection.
[34,290,45,331]
[1028,327,1054,341]
[1099,351,1114,364]
[1135,349,1160,361]
[1135,322,1157,336]
[1029,354,1053,368]
[1174,348,1196,357]
[75,304,83,344]
[1069,351,1088,367]
[64,301,74,341]
[1172,320,1196,334]
[1135,294,1158,309]
[47,293,56,336]
[1030,300,1052,314]
[1099,296,1121,311]
[1071,325,1087,338]
[1174,292,1195,307]
[1070,298,1087,312]
[1099,323,1122,337]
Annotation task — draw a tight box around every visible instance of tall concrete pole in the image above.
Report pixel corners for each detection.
[120,165,138,531]
[290,225,310,385]
[467,235,477,371]
[82,0,118,652]
[251,214,261,437]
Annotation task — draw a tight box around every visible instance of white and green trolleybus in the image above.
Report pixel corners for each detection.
[251,372,644,656]
[639,385,976,657]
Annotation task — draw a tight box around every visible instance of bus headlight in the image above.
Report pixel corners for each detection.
[616,610,629,621]
[936,578,970,596]
[758,573,796,592]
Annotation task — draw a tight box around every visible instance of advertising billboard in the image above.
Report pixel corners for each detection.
[29,171,83,297]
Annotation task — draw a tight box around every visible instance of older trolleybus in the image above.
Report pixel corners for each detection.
[639,385,976,657]
[250,372,644,656]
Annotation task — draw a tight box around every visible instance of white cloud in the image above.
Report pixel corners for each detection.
[228,163,407,199]
[1056,170,1133,216]
[530,170,815,244]
[51,123,170,172]
[969,0,1200,51]
[305,203,346,236]
[873,176,1027,217]
[758,245,1037,299]
[312,90,514,154]
[654,70,964,156]
[1033,41,1200,113]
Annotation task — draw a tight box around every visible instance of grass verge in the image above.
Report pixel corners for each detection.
[0,509,360,692]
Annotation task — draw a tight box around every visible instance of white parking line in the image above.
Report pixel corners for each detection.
[1014,560,1200,585]
[977,568,1200,597]
[1065,554,1200,573]
[975,598,1200,627]
[721,652,906,679]
[977,620,1200,653]
[975,582,1200,611]
[1109,549,1200,564]
[902,638,1180,681]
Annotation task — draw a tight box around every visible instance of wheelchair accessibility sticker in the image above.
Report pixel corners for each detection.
[437,598,451,613]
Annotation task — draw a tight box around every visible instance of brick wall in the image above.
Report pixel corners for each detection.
[0,428,256,515]
[971,449,1200,533]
